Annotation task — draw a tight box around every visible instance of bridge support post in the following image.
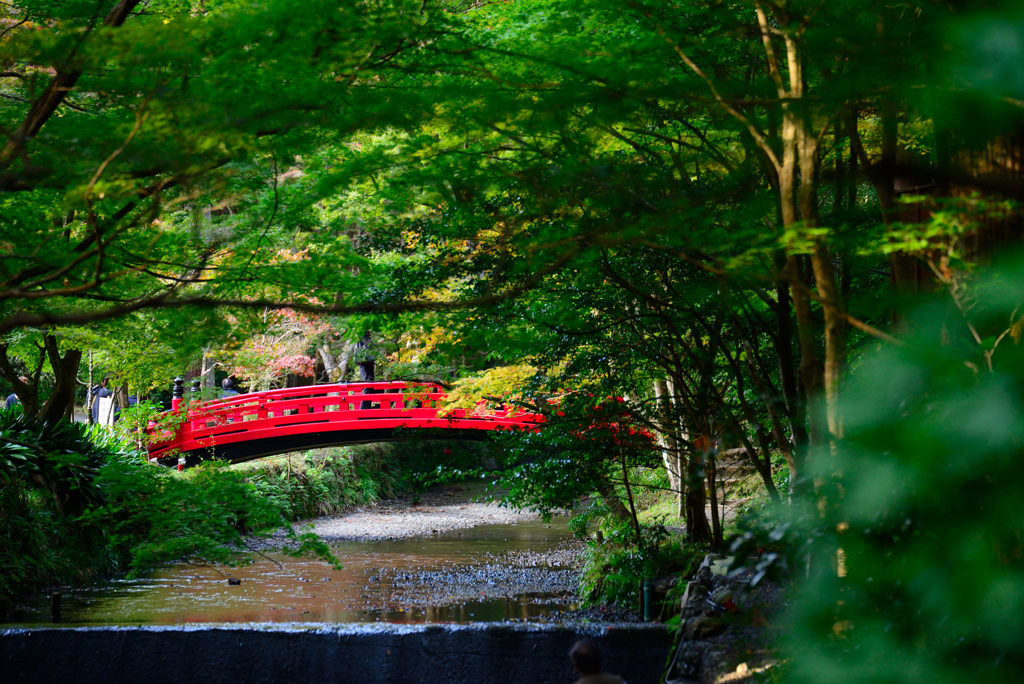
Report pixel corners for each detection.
[360,387,376,411]
[171,377,184,410]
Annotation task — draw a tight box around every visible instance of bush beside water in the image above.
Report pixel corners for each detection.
[232,440,484,519]
[576,516,704,608]
[0,411,484,603]
[234,449,391,521]
[0,410,338,602]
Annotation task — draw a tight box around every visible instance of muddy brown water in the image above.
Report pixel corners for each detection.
[13,517,580,626]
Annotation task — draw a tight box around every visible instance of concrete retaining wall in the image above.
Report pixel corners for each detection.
[1,622,670,684]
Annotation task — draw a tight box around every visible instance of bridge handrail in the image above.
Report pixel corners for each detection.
[146,380,544,461]
[180,381,439,409]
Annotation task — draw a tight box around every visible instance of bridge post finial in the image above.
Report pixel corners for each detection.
[171,377,184,410]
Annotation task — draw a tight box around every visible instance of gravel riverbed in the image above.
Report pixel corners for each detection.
[250,485,542,549]
[251,485,593,619]
[385,540,586,607]
[304,486,539,541]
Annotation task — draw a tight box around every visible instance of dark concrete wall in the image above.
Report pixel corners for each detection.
[1,623,670,684]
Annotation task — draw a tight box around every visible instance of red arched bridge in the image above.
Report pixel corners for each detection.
[146,381,543,467]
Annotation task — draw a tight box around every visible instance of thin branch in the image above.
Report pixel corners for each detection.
[0,0,143,164]
[0,245,583,336]
[639,7,782,173]
[85,104,150,206]
[0,17,28,41]
[755,4,787,97]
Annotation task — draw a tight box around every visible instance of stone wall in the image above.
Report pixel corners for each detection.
[1,622,670,684]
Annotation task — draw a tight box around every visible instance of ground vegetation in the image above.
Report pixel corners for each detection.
[0,409,333,600]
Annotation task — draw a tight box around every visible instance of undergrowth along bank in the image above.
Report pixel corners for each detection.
[0,424,490,604]
[231,440,487,520]
[0,412,332,603]
[568,461,773,610]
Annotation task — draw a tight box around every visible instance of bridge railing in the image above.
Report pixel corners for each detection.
[146,381,543,460]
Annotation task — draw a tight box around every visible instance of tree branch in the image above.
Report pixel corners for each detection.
[0,0,143,164]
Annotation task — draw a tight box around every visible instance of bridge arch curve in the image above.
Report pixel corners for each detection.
[147,382,541,467]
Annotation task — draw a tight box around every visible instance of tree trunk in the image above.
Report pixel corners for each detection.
[773,37,827,456]
[685,435,713,545]
[86,351,95,425]
[810,246,845,439]
[37,335,81,424]
[318,345,339,382]
[834,116,846,216]
[595,478,632,522]
[201,349,217,389]
[740,336,793,468]
[0,344,36,414]
[728,356,782,504]
[668,379,687,519]
[784,22,846,444]
[1,335,83,423]
[752,18,846,462]
[620,451,643,546]
[773,254,808,461]
[653,379,682,495]
[113,385,131,420]
[881,98,916,333]
[337,342,355,382]
[707,451,722,548]
[356,332,375,381]
[847,107,859,211]
[788,255,827,454]
[797,109,846,440]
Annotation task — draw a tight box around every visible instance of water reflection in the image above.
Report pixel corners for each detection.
[15,517,580,626]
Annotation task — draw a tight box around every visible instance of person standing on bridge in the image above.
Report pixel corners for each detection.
[569,640,625,684]
[221,377,239,397]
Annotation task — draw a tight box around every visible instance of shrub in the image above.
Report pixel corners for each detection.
[239,448,382,520]
[0,411,333,600]
[579,517,703,607]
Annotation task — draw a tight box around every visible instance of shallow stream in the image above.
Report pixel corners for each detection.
[15,516,580,626]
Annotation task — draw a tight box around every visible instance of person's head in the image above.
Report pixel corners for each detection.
[222,377,236,391]
[99,376,110,387]
[570,640,603,676]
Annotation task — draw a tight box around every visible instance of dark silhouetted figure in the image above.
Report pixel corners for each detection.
[4,375,28,409]
[570,640,625,684]
[221,377,239,397]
